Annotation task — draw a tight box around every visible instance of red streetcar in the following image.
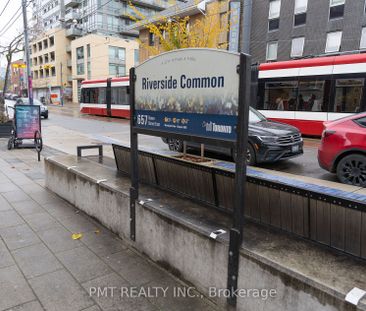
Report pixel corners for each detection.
[252,53,366,136]
[80,77,130,118]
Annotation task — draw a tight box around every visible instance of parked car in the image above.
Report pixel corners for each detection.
[318,113,366,186]
[163,107,304,165]
[16,98,49,119]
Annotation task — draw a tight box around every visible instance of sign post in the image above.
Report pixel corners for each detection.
[130,48,250,305]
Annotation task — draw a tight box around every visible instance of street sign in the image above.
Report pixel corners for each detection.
[133,49,241,143]
[130,48,252,306]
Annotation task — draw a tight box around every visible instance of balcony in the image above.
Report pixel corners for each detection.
[65,10,80,22]
[65,27,82,38]
[130,0,171,10]
[65,0,81,8]
[119,8,141,19]
[118,26,139,37]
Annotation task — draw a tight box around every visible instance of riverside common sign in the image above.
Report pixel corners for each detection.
[132,48,241,143]
[130,49,251,306]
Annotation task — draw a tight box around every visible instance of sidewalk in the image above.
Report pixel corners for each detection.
[0,139,217,311]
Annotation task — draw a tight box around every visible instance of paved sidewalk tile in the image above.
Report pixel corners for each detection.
[29,269,95,311]
[0,239,15,268]
[0,265,36,310]
[83,273,158,311]
[0,224,41,250]
[103,250,164,286]
[5,300,44,311]
[61,214,99,233]
[42,201,79,221]
[81,231,126,257]
[12,243,63,279]
[11,201,45,217]
[0,194,12,211]
[0,210,24,229]
[22,212,59,232]
[0,183,19,193]
[2,190,31,204]
[56,246,111,283]
[37,224,82,253]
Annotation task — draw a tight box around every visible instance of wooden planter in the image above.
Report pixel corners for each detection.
[0,121,13,138]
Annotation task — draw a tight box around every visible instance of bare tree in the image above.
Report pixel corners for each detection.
[0,34,24,122]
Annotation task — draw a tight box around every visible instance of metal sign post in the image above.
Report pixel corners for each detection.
[227,53,251,306]
[129,49,251,306]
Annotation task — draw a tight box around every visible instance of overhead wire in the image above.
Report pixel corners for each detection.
[0,0,11,17]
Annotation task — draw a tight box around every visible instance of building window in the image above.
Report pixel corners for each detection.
[51,67,56,76]
[266,41,278,61]
[50,52,55,62]
[108,46,126,77]
[76,47,84,60]
[109,64,125,77]
[360,27,366,49]
[87,44,91,58]
[149,33,155,46]
[268,0,281,31]
[329,0,345,20]
[134,49,139,65]
[77,63,85,75]
[291,37,305,57]
[294,0,307,26]
[49,36,54,46]
[325,31,342,53]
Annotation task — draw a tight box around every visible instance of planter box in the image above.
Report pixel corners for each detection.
[0,121,12,138]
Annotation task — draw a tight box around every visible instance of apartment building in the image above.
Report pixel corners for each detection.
[251,0,366,63]
[70,34,138,102]
[131,0,230,63]
[10,60,27,96]
[30,28,72,104]
[34,0,178,39]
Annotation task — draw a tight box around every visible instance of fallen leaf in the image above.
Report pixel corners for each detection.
[71,233,83,240]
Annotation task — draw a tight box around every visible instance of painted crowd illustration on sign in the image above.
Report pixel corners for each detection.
[134,49,240,141]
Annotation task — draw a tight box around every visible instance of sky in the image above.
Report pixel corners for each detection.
[0,0,33,66]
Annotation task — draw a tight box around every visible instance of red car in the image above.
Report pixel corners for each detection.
[318,113,366,186]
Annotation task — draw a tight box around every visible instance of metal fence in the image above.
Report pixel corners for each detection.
[112,144,366,260]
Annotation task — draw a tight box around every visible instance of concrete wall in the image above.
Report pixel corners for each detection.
[45,157,366,311]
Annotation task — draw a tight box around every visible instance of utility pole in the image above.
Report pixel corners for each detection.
[60,62,64,106]
[22,0,33,105]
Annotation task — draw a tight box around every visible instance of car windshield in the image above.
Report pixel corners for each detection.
[19,98,42,106]
[249,107,266,123]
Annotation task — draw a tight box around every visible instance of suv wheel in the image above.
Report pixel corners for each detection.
[336,154,366,186]
[232,144,256,166]
[167,139,183,152]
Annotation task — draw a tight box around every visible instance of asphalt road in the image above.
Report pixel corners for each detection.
[5,100,338,182]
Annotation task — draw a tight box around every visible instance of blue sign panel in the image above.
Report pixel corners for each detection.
[136,110,237,140]
[134,49,240,142]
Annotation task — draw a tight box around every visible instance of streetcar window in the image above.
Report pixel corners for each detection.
[334,79,364,113]
[111,87,128,105]
[81,87,107,105]
[264,81,298,110]
[298,79,328,111]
